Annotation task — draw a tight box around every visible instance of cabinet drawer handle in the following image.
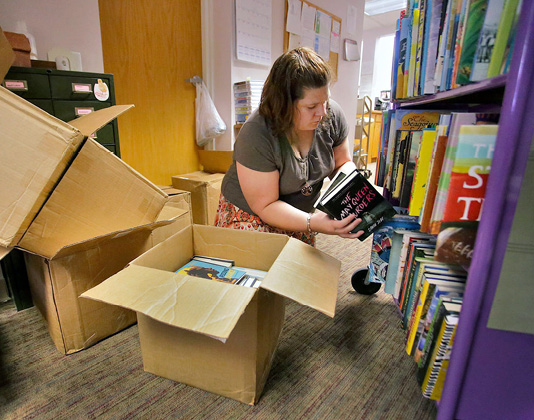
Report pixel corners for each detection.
[3,79,28,92]
[71,83,92,94]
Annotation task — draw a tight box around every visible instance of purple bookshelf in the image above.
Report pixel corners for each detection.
[437,2,534,419]
[387,2,534,419]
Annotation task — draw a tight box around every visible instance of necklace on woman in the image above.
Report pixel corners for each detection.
[296,151,313,196]
[288,131,313,196]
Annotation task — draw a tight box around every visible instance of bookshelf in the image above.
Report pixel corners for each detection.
[383,2,534,419]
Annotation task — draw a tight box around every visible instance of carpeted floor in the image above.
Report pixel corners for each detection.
[0,233,437,420]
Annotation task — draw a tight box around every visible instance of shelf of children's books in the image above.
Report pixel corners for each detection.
[394,74,507,109]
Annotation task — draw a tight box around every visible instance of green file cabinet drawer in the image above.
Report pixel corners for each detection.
[52,100,110,122]
[2,72,51,99]
[91,123,117,148]
[3,66,120,158]
[50,74,113,101]
[27,99,55,115]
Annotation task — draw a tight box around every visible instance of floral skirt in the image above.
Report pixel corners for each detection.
[214,194,316,247]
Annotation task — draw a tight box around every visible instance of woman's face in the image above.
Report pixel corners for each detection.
[292,85,329,132]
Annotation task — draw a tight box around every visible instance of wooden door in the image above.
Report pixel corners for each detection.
[98,0,202,185]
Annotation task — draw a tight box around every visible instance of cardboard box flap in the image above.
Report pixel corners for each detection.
[52,219,174,260]
[0,87,85,248]
[0,28,15,82]
[18,139,168,258]
[173,171,225,187]
[68,104,134,137]
[81,264,257,341]
[260,237,341,318]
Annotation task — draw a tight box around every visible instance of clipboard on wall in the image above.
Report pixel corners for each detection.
[284,0,342,80]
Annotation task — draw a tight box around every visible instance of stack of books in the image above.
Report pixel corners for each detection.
[233,80,264,124]
[176,255,265,288]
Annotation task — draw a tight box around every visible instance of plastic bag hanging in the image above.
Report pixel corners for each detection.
[195,80,226,146]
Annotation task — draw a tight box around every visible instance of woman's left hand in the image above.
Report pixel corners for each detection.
[311,211,364,239]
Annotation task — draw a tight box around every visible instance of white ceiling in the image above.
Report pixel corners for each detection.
[363,8,402,31]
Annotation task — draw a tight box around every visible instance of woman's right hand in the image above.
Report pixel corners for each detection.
[310,211,364,239]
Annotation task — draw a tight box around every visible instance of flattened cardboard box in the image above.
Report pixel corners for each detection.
[172,171,224,225]
[26,198,191,355]
[83,225,340,404]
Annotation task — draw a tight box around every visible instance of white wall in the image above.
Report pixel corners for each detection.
[206,0,365,151]
[0,0,104,73]
[1,0,365,152]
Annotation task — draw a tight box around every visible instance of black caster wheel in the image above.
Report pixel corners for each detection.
[351,268,381,295]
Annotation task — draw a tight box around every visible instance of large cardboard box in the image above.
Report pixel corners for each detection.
[0,30,197,353]
[26,201,190,354]
[172,171,225,225]
[82,225,340,404]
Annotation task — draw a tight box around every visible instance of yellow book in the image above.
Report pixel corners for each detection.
[409,128,437,216]
[430,321,458,400]
[406,9,420,98]
[406,273,432,355]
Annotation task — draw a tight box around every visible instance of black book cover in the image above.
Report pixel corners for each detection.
[316,169,397,241]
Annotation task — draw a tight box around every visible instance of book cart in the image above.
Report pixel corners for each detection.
[352,2,534,418]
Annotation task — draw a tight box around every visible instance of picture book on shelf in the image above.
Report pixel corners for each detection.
[456,0,490,85]
[433,122,498,266]
[406,268,467,356]
[419,114,452,231]
[416,294,464,384]
[422,310,460,400]
[470,0,506,81]
[393,231,435,300]
[408,128,437,216]
[434,220,478,267]
[429,112,496,234]
[442,123,498,224]
[315,168,397,241]
[399,130,424,209]
[369,215,421,286]
[487,0,521,78]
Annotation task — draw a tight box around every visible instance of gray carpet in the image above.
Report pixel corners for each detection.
[0,233,437,420]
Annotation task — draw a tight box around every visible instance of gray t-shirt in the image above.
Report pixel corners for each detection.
[222,99,348,215]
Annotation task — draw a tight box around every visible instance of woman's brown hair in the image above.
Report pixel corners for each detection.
[259,47,333,137]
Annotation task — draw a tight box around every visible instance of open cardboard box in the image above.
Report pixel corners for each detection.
[26,198,191,354]
[82,224,341,404]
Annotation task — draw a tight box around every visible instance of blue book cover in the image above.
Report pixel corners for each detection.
[177,259,246,284]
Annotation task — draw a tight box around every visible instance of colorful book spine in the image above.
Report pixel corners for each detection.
[450,0,471,88]
[397,14,411,99]
[409,128,437,216]
[414,2,427,97]
[456,0,489,85]
[429,113,480,235]
[486,0,521,78]
[419,114,451,232]
[422,313,459,399]
[470,0,506,81]
[441,124,498,223]
[433,0,453,90]
[423,0,445,94]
